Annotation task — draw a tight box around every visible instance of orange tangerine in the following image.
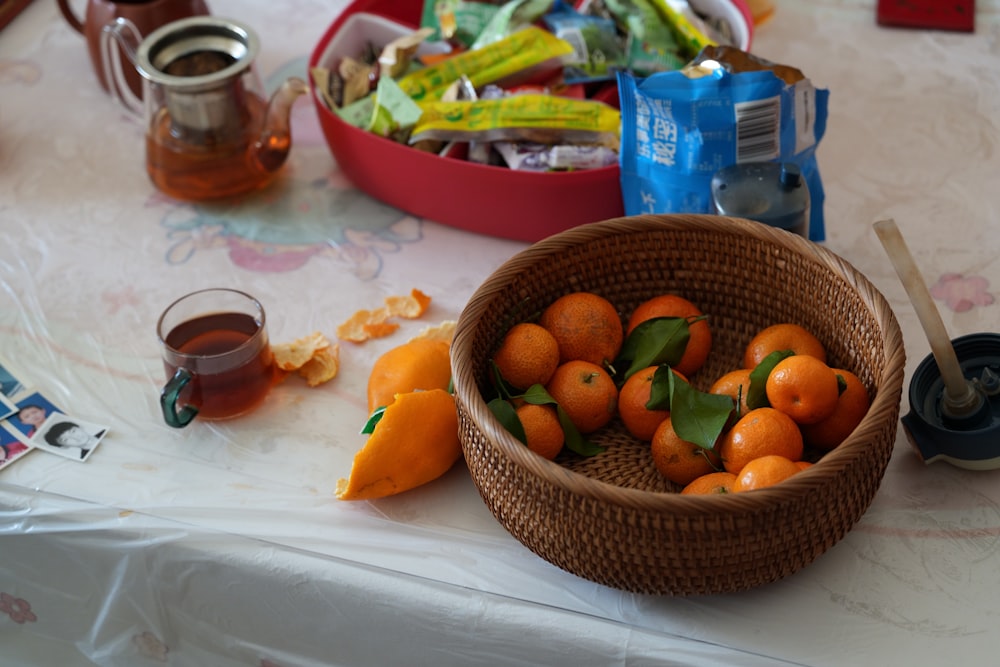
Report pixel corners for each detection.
[765,354,840,425]
[493,322,560,390]
[708,368,753,419]
[800,368,871,450]
[617,365,685,442]
[515,403,564,460]
[539,291,623,367]
[681,471,737,495]
[545,360,618,434]
[625,294,712,377]
[718,407,803,474]
[650,416,721,486]
[732,455,801,492]
[743,323,827,370]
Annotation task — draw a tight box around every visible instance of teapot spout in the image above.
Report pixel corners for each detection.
[253,76,309,173]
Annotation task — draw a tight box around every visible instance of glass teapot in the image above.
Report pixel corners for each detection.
[102,16,307,200]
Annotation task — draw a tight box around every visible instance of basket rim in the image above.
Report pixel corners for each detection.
[451,213,906,512]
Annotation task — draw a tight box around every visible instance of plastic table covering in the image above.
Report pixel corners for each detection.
[3,1,1000,665]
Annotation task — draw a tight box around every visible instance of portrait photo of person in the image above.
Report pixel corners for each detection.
[33,415,107,462]
[9,393,61,439]
[0,424,32,470]
[0,393,14,421]
[0,361,24,399]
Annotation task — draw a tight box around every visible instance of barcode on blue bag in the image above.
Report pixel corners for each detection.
[734,96,780,162]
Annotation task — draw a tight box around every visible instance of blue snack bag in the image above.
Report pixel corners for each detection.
[617,49,829,241]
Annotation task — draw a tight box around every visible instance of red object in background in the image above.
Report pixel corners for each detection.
[876,0,975,32]
[0,0,34,32]
[309,0,753,243]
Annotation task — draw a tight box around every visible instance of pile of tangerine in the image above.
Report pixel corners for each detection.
[488,291,871,494]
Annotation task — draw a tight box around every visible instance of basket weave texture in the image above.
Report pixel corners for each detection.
[451,214,905,595]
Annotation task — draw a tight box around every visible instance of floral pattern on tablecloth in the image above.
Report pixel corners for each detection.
[0,592,37,624]
[931,273,996,313]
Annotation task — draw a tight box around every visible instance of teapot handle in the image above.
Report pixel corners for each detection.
[100,18,144,116]
[56,0,84,34]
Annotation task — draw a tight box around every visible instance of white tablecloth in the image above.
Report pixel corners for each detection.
[2,1,1000,665]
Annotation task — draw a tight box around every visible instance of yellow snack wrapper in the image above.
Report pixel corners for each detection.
[650,0,717,57]
[409,94,620,148]
[396,26,573,103]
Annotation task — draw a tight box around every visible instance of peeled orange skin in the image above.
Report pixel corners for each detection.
[366,338,452,413]
[336,388,461,501]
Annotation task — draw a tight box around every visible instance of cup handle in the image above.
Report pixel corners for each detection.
[100,18,144,115]
[56,0,84,34]
[160,367,199,428]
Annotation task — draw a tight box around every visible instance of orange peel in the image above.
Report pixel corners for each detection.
[271,331,340,386]
[366,337,452,413]
[336,289,433,343]
[336,388,462,501]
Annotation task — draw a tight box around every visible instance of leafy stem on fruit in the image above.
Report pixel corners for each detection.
[646,365,733,451]
[747,349,794,410]
[614,315,705,381]
[360,405,387,434]
[487,365,605,457]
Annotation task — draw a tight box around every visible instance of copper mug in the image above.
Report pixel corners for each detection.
[57,0,210,98]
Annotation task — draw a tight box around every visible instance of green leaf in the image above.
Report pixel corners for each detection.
[361,406,387,434]
[520,383,605,456]
[555,405,606,456]
[746,349,794,410]
[641,366,732,450]
[645,364,674,411]
[489,359,518,401]
[616,317,690,380]
[522,383,557,405]
[666,372,734,451]
[488,397,526,444]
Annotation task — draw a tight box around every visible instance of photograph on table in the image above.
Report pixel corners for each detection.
[0,392,14,421]
[0,422,33,470]
[0,357,25,399]
[31,413,107,462]
[7,391,63,439]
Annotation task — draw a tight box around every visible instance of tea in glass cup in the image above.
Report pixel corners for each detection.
[157,288,276,428]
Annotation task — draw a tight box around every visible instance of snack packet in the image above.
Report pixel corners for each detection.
[542,3,627,83]
[409,94,620,146]
[421,0,506,46]
[396,26,574,102]
[495,141,618,171]
[469,0,556,50]
[616,47,829,241]
[598,0,687,74]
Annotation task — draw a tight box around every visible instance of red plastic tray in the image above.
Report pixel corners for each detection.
[308,0,752,242]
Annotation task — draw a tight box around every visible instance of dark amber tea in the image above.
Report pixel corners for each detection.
[158,288,274,427]
[163,311,274,421]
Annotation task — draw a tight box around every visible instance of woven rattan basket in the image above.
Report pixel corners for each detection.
[451,214,905,596]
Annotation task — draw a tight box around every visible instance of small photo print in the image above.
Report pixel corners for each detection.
[0,423,33,470]
[32,414,107,462]
[7,392,62,440]
[0,360,24,399]
[0,393,14,421]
